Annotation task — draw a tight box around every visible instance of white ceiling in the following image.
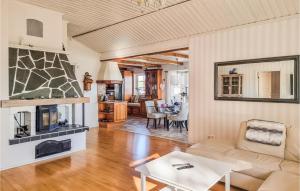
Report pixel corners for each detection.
[18,0,186,36]
[19,0,299,54]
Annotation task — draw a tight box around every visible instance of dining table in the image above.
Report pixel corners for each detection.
[158,105,180,131]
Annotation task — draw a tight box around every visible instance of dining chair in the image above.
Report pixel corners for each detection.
[167,102,189,132]
[156,100,169,128]
[145,101,166,129]
[156,100,166,112]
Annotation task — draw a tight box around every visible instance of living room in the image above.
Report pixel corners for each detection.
[0,0,299,191]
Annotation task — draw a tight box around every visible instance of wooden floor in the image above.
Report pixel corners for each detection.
[0,128,236,191]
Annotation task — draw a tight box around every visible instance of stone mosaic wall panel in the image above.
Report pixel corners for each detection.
[9,48,83,100]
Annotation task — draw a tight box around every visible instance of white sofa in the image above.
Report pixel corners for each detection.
[186,121,300,191]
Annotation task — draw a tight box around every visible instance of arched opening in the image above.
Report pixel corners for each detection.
[26,19,43,38]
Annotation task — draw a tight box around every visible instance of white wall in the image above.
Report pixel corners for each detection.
[67,39,101,128]
[189,15,300,143]
[167,70,189,104]
[161,63,189,103]
[8,0,63,50]
[0,0,3,170]
[0,0,9,170]
[1,0,9,100]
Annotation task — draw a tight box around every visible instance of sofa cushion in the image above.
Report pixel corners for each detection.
[187,140,252,172]
[285,126,300,162]
[258,171,300,191]
[237,121,286,158]
[245,120,285,146]
[188,140,235,153]
[222,172,264,191]
[225,149,282,179]
[280,160,300,176]
[186,140,235,161]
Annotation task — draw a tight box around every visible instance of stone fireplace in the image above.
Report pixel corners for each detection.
[8,47,83,100]
[0,46,90,170]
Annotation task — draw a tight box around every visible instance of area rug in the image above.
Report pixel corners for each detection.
[119,116,188,143]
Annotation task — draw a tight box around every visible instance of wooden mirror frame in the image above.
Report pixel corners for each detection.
[214,55,300,104]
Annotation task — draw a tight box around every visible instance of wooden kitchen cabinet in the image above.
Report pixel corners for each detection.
[98,101,127,128]
[114,101,127,122]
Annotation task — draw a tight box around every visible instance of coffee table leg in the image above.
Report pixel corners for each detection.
[225,172,230,191]
[141,173,146,191]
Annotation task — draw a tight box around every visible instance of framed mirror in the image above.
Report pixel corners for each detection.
[214,55,299,103]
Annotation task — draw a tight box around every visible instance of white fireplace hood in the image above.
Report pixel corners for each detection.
[97,62,123,84]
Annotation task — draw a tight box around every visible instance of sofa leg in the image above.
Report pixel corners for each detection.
[146,118,150,128]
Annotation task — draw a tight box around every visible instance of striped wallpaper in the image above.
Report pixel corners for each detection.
[188,15,300,143]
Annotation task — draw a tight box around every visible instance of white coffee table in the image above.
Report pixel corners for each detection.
[135,151,232,191]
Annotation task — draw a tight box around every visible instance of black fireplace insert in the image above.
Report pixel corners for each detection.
[36,105,59,133]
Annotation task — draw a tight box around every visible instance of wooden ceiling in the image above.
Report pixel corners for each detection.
[113,48,189,69]
[18,0,186,36]
[18,0,299,54]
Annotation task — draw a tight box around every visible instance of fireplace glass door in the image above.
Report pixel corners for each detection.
[42,112,50,128]
[36,105,59,133]
[50,110,58,127]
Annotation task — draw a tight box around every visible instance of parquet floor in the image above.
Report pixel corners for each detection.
[0,127,240,191]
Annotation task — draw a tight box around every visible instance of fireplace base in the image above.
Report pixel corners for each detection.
[35,139,71,159]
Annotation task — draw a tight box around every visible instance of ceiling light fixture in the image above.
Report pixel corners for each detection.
[134,0,167,8]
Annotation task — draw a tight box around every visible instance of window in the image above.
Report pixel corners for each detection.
[136,75,145,95]
[168,70,189,103]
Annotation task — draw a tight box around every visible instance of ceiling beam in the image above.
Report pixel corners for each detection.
[160,52,188,59]
[100,47,188,62]
[118,64,143,69]
[136,56,183,65]
[116,59,159,67]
